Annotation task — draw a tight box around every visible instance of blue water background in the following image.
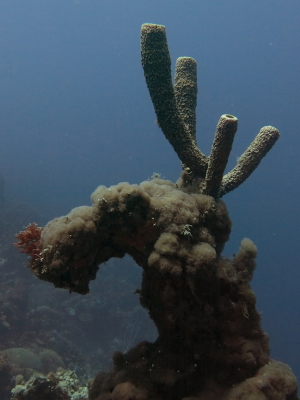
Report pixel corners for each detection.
[0,0,299,380]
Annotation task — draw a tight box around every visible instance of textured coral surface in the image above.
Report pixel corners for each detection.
[18,178,298,399]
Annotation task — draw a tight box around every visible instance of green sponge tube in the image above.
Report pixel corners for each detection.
[141,23,207,176]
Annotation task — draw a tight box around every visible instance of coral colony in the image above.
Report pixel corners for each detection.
[14,223,43,262]
[15,24,298,400]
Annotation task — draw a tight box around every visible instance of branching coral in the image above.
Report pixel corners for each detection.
[14,223,43,262]
[14,24,298,400]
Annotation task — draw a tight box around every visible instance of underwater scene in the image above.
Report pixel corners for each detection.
[0,1,299,399]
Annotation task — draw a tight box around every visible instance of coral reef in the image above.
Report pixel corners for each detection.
[14,24,298,400]
[0,209,152,397]
[11,368,88,400]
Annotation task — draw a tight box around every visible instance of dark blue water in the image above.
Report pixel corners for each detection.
[0,0,299,383]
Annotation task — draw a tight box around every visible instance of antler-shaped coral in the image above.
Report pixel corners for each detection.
[141,24,280,199]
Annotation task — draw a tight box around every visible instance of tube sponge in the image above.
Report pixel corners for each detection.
[174,57,198,144]
[234,238,258,283]
[141,23,280,199]
[220,126,280,196]
[141,23,208,176]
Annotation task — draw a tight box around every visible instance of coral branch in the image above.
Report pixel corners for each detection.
[205,114,238,198]
[219,125,280,197]
[174,57,198,144]
[141,23,280,199]
[14,223,43,262]
[141,23,208,176]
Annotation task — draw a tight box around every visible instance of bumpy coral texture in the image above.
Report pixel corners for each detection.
[22,178,298,399]
[14,223,43,261]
